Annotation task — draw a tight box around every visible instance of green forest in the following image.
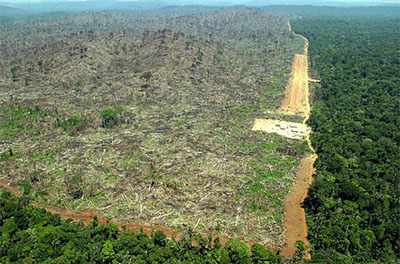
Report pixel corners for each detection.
[292,16,400,263]
[0,191,292,263]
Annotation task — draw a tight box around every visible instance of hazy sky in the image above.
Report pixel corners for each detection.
[2,0,400,3]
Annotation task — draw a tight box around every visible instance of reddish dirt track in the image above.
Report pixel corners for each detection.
[281,155,316,258]
[280,22,319,259]
[0,180,256,247]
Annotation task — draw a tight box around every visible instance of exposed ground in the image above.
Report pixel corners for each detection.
[250,21,318,258]
[280,23,318,258]
[279,54,311,117]
[279,22,319,117]
[0,8,308,248]
[252,119,310,140]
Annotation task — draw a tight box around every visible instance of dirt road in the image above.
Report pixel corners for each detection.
[281,153,316,258]
[279,22,319,118]
[280,54,310,117]
[280,22,318,259]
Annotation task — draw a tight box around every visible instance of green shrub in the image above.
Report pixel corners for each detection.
[221,239,251,264]
[54,114,87,133]
[100,106,124,128]
[251,243,284,264]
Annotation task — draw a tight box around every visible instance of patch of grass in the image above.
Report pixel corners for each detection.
[54,114,88,134]
[118,155,141,170]
[259,141,277,151]
[0,149,14,162]
[229,106,256,117]
[247,202,268,213]
[262,88,281,97]
[0,105,46,139]
[32,147,60,164]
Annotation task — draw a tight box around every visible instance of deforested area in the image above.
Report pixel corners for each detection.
[2,2,400,263]
[0,7,307,247]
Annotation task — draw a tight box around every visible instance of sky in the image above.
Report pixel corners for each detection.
[1,0,400,3]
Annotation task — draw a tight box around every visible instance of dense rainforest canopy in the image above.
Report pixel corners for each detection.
[292,15,400,263]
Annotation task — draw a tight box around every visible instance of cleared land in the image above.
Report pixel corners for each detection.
[251,21,319,257]
[279,54,310,117]
[0,8,307,248]
[252,119,310,140]
[279,22,319,117]
[280,24,318,258]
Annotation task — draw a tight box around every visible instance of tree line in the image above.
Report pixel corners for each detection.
[0,190,304,263]
[292,16,399,263]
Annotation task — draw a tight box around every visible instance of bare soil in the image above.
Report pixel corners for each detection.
[251,119,310,140]
[279,54,311,117]
[281,155,316,257]
[252,21,319,259]
[279,22,320,117]
[279,22,319,259]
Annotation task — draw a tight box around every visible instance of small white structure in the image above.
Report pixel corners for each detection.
[251,119,311,140]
